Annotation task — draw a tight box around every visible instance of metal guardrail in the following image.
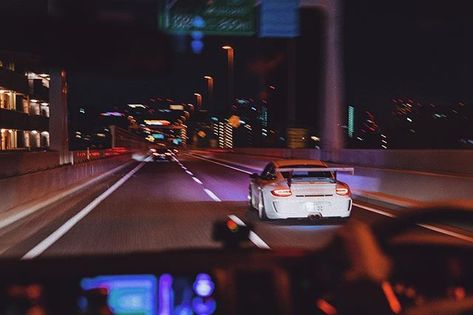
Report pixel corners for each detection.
[71,147,130,164]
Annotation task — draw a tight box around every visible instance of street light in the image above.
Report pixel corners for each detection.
[222,45,234,115]
[194,92,202,109]
[203,75,214,110]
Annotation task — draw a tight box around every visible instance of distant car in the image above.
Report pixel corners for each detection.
[248,160,354,220]
[152,148,173,161]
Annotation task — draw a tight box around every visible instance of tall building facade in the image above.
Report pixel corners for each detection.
[0,56,50,151]
[212,120,233,149]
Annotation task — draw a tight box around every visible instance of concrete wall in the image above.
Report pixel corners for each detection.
[0,153,133,214]
[203,148,473,205]
[331,149,473,175]
[336,166,473,206]
[0,150,60,178]
[112,126,151,151]
[213,148,321,160]
[220,148,473,175]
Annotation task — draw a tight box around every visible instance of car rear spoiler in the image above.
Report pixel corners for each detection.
[277,167,355,187]
[277,167,355,174]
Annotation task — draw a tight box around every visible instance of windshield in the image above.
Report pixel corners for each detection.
[0,0,472,260]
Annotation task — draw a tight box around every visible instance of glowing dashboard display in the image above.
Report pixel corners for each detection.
[80,274,217,315]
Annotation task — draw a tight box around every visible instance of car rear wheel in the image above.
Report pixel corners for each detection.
[248,186,256,211]
[258,192,268,220]
[338,216,350,224]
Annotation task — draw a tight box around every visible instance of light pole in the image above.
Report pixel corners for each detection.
[194,92,202,109]
[203,75,214,110]
[222,45,234,115]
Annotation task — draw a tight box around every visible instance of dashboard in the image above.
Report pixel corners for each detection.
[0,244,472,315]
[2,273,217,315]
[0,250,299,315]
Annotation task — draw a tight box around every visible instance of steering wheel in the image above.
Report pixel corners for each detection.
[331,205,473,315]
[372,205,473,250]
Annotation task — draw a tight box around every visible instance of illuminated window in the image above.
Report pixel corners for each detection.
[40,103,50,117]
[29,100,40,115]
[0,129,5,150]
[30,131,40,148]
[22,97,29,113]
[0,90,14,110]
[40,131,50,147]
[24,131,30,148]
[0,129,17,150]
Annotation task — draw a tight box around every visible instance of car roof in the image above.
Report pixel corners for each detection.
[273,159,328,168]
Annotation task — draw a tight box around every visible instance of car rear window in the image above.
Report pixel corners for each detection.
[280,166,335,181]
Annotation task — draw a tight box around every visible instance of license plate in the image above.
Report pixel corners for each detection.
[304,202,330,212]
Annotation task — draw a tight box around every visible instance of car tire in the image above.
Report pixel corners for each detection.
[338,216,351,224]
[248,186,256,211]
[258,192,268,221]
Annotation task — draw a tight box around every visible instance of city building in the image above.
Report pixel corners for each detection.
[212,119,233,149]
[0,55,50,151]
[179,126,187,145]
[260,105,268,128]
[233,122,253,147]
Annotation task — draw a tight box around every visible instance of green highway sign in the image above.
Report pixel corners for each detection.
[160,0,255,36]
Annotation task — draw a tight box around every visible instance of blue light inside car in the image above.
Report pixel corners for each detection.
[175,306,193,315]
[192,296,216,315]
[193,273,215,297]
[159,273,217,314]
[158,274,173,315]
[81,275,157,315]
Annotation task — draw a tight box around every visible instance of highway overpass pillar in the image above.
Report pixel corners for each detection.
[301,0,344,158]
[49,69,71,165]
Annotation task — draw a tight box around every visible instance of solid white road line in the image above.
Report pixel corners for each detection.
[190,154,253,174]
[353,203,396,218]
[227,214,246,226]
[0,160,136,231]
[192,177,203,185]
[204,189,221,202]
[355,203,473,243]
[192,154,473,244]
[22,159,149,260]
[228,215,271,249]
[176,156,271,249]
[419,224,473,243]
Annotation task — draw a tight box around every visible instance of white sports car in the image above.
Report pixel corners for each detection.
[248,160,354,220]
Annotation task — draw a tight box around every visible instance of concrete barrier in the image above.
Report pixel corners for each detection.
[327,149,473,176]
[0,151,60,178]
[216,148,473,176]
[199,149,473,206]
[0,153,134,214]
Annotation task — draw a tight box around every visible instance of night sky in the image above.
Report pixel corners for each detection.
[68,0,473,133]
[344,0,473,120]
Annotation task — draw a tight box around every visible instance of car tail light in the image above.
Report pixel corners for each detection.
[271,189,292,197]
[336,182,351,196]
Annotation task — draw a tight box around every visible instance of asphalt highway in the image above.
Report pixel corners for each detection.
[1,152,471,259]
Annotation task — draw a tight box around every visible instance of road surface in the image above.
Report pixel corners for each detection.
[0,152,470,259]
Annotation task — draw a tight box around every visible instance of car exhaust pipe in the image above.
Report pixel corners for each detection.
[308,214,322,221]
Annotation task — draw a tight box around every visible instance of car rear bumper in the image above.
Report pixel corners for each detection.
[267,196,352,219]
